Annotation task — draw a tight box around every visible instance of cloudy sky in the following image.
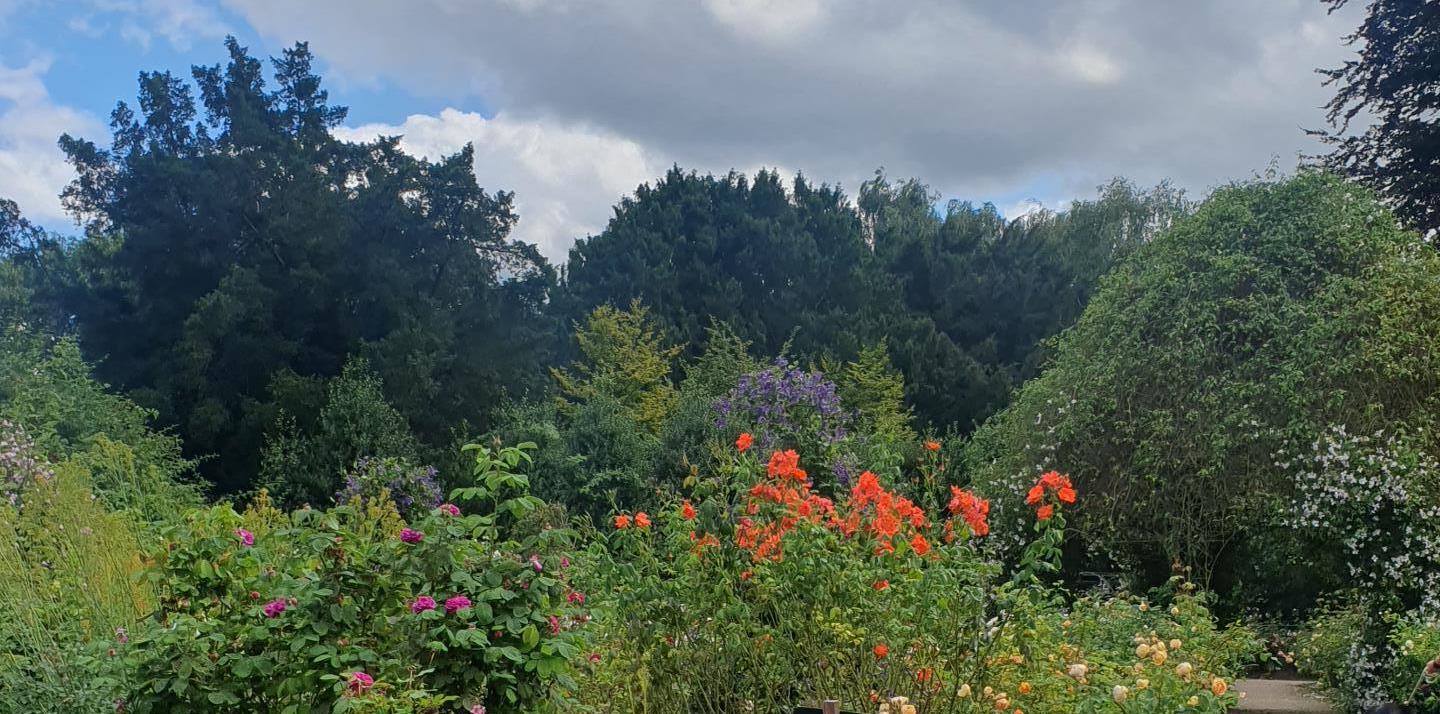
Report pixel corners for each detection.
[0,0,1361,260]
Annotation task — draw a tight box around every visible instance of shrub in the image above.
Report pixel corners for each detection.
[0,333,202,523]
[965,171,1440,601]
[259,357,420,508]
[121,443,584,713]
[714,357,859,489]
[0,420,51,508]
[1388,614,1440,711]
[336,456,444,518]
[1297,600,1382,710]
[1287,425,1440,613]
[0,445,151,713]
[577,443,1256,713]
[1299,603,1440,712]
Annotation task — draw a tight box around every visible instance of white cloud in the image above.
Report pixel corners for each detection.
[335,108,659,260]
[0,59,101,223]
[223,0,1366,254]
[75,0,229,51]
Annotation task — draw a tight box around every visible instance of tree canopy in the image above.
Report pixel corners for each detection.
[1314,0,1440,236]
[47,38,555,489]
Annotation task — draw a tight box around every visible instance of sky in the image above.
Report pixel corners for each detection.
[0,0,1363,261]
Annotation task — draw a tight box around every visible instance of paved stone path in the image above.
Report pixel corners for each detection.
[1234,679,1336,714]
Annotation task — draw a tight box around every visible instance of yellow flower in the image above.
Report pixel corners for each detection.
[1170,638,1182,651]
[1136,644,1152,658]
[1112,685,1129,704]
[1187,696,1200,706]
[958,684,972,698]
[1136,678,1149,690]
[1067,663,1088,680]
[1211,678,1228,696]
[1150,650,1168,666]
[1176,662,1193,677]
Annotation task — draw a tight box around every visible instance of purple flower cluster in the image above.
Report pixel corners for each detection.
[714,358,853,453]
[410,594,471,615]
[262,598,288,618]
[334,457,443,517]
[1,420,52,510]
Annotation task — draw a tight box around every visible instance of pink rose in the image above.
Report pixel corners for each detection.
[348,671,374,695]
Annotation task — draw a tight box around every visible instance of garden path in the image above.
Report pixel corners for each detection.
[1233,679,1336,714]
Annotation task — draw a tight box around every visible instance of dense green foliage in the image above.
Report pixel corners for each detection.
[119,445,581,714]
[0,320,202,710]
[559,168,1186,431]
[966,171,1440,608]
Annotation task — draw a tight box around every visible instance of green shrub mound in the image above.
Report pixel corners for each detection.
[966,171,1440,607]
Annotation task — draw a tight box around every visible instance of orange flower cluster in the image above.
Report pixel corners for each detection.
[946,485,991,538]
[614,511,651,529]
[1025,470,1076,521]
[688,531,720,556]
[735,450,835,561]
[841,471,930,556]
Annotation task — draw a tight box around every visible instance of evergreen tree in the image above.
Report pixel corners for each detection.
[1314,0,1440,236]
[51,38,553,490]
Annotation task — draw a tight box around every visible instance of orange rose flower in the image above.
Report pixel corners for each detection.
[634,511,651,528]
[614,514,631,529]
[736,432,753,452]
[910,533,931,557]
[740,570,753,582]
[873,579,890,590]
[1036,504,1055,521]
[924,440,941,451]
[873,643,889,658]
[1057,486,1077,504]
[681,500,697,520]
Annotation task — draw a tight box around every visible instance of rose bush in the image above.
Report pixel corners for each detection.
[575,440,1258,713]
[118,443,586,713]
